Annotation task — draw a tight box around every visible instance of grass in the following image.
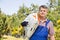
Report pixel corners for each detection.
[2,35,24,40]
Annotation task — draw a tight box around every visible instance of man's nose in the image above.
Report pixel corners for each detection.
[42,10,45,12]
[41,11,44,13]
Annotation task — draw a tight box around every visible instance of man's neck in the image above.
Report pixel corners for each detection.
[40,16,46,21]
[38,14,46,21]
[37,13,47,24]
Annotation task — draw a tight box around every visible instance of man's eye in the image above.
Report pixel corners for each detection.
[44,10,45,12]
[40,10,42,12]
[40,10,46,12]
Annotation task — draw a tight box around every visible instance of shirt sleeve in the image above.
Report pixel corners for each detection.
[48,21,55,36]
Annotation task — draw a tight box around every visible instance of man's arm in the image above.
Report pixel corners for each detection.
[48,21,55,40]
[50,35,55,40]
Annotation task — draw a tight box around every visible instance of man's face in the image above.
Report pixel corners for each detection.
[39,7,48,17]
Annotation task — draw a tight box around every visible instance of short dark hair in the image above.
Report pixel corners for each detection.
[39,5,48,11]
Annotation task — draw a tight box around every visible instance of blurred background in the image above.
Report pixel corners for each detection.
[0,0,60,40]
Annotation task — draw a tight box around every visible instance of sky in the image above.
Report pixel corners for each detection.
[0,0,50,15]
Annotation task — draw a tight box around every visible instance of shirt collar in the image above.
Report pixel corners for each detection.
[40,19,47,23]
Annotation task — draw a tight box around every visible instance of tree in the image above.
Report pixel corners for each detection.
[0,10,7,38]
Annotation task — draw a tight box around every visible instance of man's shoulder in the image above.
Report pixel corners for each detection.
[48,20,53,24]
[47,19,53,26]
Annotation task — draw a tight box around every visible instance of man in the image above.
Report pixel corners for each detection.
[21,5,55,40]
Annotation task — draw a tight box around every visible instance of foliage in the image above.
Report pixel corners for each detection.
[0,4,60,40]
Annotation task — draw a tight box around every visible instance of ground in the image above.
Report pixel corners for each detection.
[2,35,24,40]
